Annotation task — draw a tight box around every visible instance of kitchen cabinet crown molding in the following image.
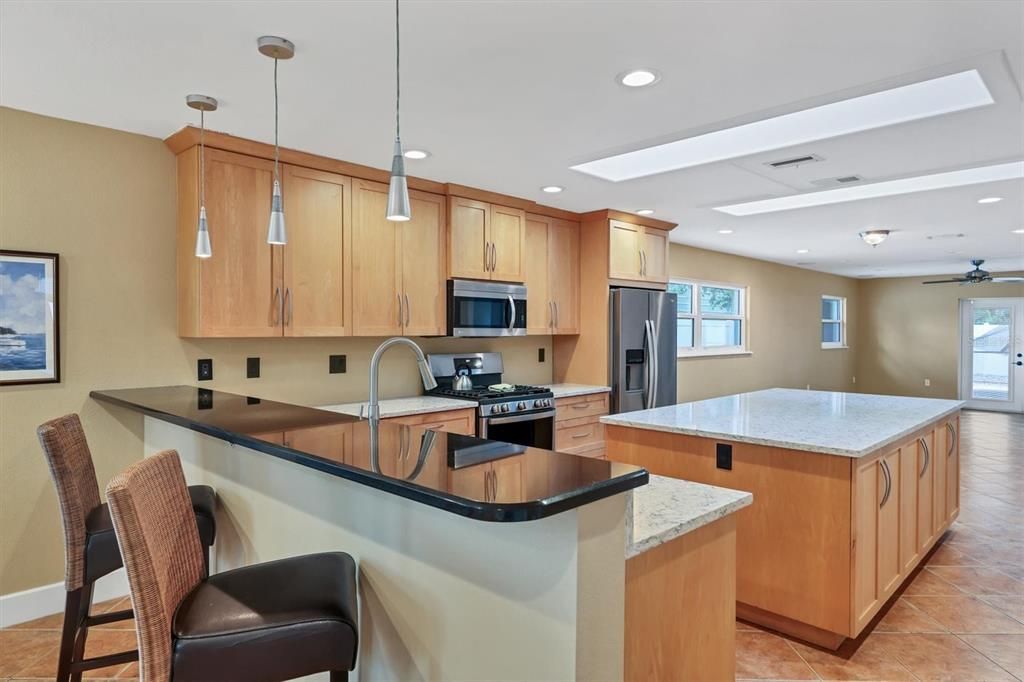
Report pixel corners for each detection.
[579,209,677,232]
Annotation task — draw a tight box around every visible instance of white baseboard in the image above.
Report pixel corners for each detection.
[0,569,129,628]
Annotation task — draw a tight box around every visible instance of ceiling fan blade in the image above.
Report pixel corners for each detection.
[990,277,1024,283]
[921,279,968,285]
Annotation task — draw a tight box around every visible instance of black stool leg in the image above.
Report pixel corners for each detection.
[203,542,210,578]
[68,582,94,682]
[55,588,83,682]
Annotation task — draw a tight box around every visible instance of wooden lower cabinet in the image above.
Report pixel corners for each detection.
[554,393,609,457]
[385,408,475,436]
[606,411,962,648]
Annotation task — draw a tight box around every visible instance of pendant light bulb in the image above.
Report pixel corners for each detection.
[186,94,218,259]
[387,139,411,221]
[267,180,287,244]
[195,206,212,258]
[386,0,411,221]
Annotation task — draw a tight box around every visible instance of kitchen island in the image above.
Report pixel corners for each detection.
[93,386,647,681]
[603,388,963,649]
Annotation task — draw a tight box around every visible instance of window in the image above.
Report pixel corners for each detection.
[821,295,847,348]
[669,280,747,356]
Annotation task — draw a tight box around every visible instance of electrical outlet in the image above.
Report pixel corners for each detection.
[329,354,347,374]
[924,378,931,387]
[246,357,260,379]
[852,376,857,384]
[538,348,545,363]
[806,384,811,390]
[197,358,213,381]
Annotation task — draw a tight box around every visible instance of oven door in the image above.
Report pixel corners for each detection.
[448,280,527,337]
[479,410,555,449]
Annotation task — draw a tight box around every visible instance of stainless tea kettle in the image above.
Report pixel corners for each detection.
[453,368,473,391]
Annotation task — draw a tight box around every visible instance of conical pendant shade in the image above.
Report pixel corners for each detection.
[267,180,287,244]
[195,206,212,258]
[386,139,411,221]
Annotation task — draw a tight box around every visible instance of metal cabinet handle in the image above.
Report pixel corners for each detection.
[555,301,560,328]
[397,294,403,327]
[272,287,281,325]
[639,249,645,276]
[420,422,445,430]
[879,459,892,509]
[571,403,589,410]
[549,301,554,328]
[571,430,592,439]
[404,293,410,327]
[946,422,956,456]
[919,437,930,478]
[285,287,293,325]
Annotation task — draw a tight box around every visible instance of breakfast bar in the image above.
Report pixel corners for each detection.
[603,388,963,649]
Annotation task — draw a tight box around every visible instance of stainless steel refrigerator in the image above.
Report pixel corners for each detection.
[609,287,677,414]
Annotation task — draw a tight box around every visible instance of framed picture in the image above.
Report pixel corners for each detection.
[0,250,60,385]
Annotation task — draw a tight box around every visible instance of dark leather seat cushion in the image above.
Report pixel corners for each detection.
[84,485,217,584]
[171,552,358,681]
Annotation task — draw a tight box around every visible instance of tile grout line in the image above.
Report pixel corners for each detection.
[779,637,823,681]
[951,632,1024,682]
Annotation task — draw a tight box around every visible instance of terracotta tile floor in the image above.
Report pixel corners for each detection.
[1,410,1020,681]
[736,409,1024,682]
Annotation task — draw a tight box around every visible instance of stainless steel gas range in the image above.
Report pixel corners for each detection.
[426,352,555,449]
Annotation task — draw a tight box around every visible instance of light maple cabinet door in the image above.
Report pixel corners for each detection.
[932,424,948,536]
[549,218,580,334]
[944,417,960,523]
[877,450,901,598]
[401,191,447,336]
[489,204,526,282]
[448,197,490,280]
[283,423,352,465]
[281,165,351,337]
[491,458,523,502]
[198,149,280,337]
[524,216,552,334]
[639,227,669,284]
[898,445,920,574]
[449,464,490,500]
[915,433,936,552]
[609,220,642,281]
[351,179,402,335]
[853,450,900,631]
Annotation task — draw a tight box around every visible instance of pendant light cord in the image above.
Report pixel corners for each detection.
[395,0,400,140]
[199,109,205,208]
[273,57,280,181]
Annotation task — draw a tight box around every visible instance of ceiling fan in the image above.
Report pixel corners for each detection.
[922,260,1024,285]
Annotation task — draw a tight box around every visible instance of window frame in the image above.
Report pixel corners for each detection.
[671,278,749,358]
[821,294,847,349]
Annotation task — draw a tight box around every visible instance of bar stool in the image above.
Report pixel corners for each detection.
[106,449,358,681]
[37,414,217,682]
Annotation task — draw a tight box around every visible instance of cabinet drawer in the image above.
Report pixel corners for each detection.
[387,409,476,436]
[554,393,609,422]
[561,443,606,459]
[556,421,604,451]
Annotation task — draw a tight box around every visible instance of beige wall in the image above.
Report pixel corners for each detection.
[0,108,551,595]
[670,244,859,402]
[857,274,1024,399]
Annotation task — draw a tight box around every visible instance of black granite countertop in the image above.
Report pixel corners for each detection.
[91,386,648,522]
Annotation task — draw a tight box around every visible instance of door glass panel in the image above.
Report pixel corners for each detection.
[971,307,1011,401]
[677,318,694,349]
[702,319,741,347]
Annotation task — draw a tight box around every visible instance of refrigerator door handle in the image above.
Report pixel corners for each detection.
[644,319,657,409]
[649,318,659,406]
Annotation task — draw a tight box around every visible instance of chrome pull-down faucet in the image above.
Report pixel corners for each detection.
[367,337,437,421]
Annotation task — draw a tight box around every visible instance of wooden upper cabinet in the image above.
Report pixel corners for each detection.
[281,165,351,336]
[524,214,580,335]
[639,227,669,284]
[352,180,446,336]
[179,148,279,337]
[449,197,491,280]
[448,196,525,282]
[608,219,670,286]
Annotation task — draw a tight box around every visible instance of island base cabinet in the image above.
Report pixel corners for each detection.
[853,450,901,633]
[625,515,736,682]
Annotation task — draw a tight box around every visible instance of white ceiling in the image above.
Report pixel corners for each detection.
[2,0,1022,278]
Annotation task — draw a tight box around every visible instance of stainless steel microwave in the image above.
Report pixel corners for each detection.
[447,279,527,337]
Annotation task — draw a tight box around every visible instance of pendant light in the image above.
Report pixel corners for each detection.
[386,0,411,221]
[258,35,295,244]
[186,94,218,258]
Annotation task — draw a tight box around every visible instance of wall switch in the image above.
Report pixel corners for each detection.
[197,358,213,381]
[852,376,856,384]
[716,443,733,470]
[924,378,931,387]
[538,348,545,363]
[329,354,347,374]
[806,384,811,390]
[246,357,260,379]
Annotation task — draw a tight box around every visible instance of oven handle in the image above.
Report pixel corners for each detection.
[507,295,516,330]
[484,409,556,426]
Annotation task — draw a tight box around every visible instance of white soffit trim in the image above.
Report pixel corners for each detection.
[713,161,1024,216]
[571,70,994,182]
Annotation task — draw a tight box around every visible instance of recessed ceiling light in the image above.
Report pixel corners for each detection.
[618,69,660,88]
[541,185,564,193]
[977,196,1002,204]
[1013,229,1024,234]
[573,69,993,182]
[403,149,430,159]
[718,229,734,234]
[796,249,810,254]
[636,209,655,215]
[714,161,1023,216]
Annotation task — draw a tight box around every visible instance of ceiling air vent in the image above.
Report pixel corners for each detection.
[811,175,864,188]
[764,153,824,169]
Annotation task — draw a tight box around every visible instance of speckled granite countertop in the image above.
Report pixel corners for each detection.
[546,384,611,399]
[320,396,476,419]
[602,388,964,458]
[626,475,752,559]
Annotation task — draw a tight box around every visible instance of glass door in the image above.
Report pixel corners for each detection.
[960,298,1024,412]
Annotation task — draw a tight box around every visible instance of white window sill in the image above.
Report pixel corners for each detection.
[821,344,849,350]
[677,349,753,359]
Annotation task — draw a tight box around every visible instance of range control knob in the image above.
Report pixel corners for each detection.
[490,405,500,414]
[533,399,544,409]
[501,403,510,413]
[517,401,526,411]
